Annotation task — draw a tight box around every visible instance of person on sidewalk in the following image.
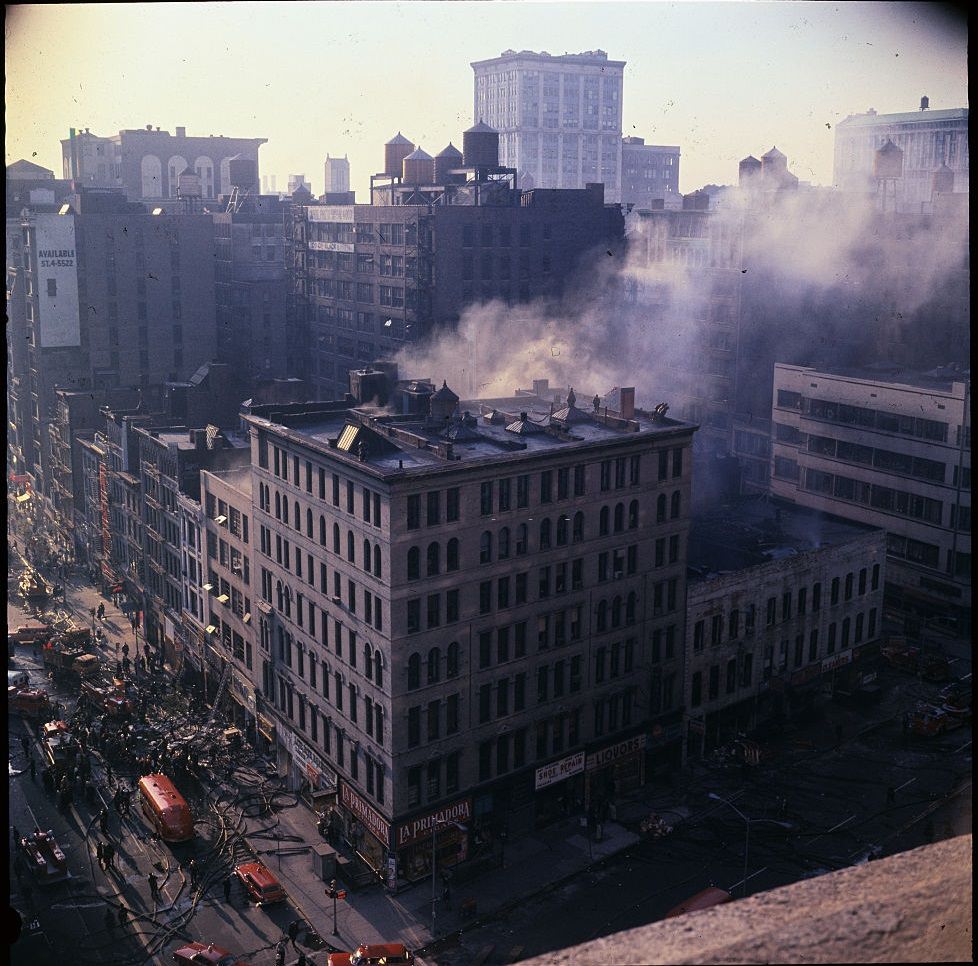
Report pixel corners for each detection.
[99,807,110,835]
[96,841,105,870]
[287,919,300,947]
[275,940,287,966]
[148,872,159,900]
[103,841,115,871]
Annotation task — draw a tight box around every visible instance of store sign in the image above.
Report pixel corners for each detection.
[339,781,390,846]
[535,750,585,790]
[395,798,472,848]
[587,734,647,772]
[790,663,822,688]
[386,855,398,890]
[821,651,853,673]
[286,731,333,790]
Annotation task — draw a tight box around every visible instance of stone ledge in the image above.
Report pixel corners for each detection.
[516,834,972,964]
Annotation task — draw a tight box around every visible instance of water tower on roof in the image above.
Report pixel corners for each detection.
[463,121,499,168]
[384,133,414,178]
[874,138,903,212]
[402,146,434,185]
[435,143,464,185]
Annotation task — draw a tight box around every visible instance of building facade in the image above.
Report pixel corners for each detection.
[770,363,971,636]
[213,196,290,381]
[241,376,695,885]
[833,103,969,212]
[472,49,625,201]
[684,498,887,760]
[290,184,623,400]
[14,194,218,498]
[620,138,680,210]
[61,125,266,202]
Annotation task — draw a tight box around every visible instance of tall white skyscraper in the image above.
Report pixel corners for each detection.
[324,154,351,194]
[472,49,625,202]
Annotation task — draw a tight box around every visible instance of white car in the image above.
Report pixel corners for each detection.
[8,669,30,689]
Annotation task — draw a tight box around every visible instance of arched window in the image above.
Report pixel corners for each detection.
[628,500,639,529]
[539,518,551,550]
[573,511,584,543]
[166,154,188,198]
[364,645,373,681]
[333,523,341,553]
[374,650,384,688]
[498,527,510,560]
[556,515,569,546]
[614,503,624,533]
[276,580,284,611]
[307,508,313,538]
[596,599,608,632]
[611,595,622,628]
[626,591,637,625]
[294,500,301,530]
[140,154,162,199]
[447,641,460,678]
[427,647,441,684]
[363,538,371,572]
[427,542,440,576]
[320,515,327,546]
[599,505,610,536]
[407,547,420,580]
[193,155,214,198]
[447,538,459,571]
[656,494,667,523]
[347,531,355,562]
[516,523,528,555]
[275,492,281,519]
[407,653,420,690]
[671,491,681,520]
[480,530,493,564]
[373,545,382,578]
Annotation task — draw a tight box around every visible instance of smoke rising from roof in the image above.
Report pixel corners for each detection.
[394,185,969,415]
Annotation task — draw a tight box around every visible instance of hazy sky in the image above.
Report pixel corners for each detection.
[5,1,968,197]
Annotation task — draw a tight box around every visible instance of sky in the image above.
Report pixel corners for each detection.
[5,1,968,197]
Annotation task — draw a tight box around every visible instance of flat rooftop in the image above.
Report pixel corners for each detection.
[689,496,880,580]
[778,362,970,394]
[245,390,694,479]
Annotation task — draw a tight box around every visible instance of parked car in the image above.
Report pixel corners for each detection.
[19,828,69,885]
[327,943,416,966]
[234,861,287,905]
[172,941,252,966]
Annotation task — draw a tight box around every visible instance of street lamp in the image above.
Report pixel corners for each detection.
[708,793,752,898]
[708,793,792,898]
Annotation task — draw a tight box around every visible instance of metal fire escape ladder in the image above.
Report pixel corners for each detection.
[207,660,233,725]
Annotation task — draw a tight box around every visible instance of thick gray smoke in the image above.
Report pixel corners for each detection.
[394,185,970,414]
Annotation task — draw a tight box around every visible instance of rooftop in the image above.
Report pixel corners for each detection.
[837,106,968,127]
[689,496,880,580]
[245,387,693,479]
[517,835,972,965]
[777,361,970,393]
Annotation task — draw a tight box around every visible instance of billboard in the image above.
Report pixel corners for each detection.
[34,213,80,348]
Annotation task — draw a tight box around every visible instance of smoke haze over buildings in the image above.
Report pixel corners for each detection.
[394,185,969,413]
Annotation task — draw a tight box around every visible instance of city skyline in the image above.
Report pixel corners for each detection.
[5,1,968,199]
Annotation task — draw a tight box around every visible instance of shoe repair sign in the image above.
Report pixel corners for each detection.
[535,750,585,790]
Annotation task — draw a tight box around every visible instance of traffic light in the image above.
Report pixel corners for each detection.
[324,879,347,900]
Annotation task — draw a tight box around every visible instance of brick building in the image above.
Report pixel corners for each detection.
[239,374,695,886]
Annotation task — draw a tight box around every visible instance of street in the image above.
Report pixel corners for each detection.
[430,667,972,965]
[7,549,327,966]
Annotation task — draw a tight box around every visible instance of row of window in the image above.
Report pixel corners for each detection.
[257,446,383,528]
[799,468,944,526]
[689,608,879,707]
[692,565,881,650]
[259,518,383,584]
[271,675,386,807]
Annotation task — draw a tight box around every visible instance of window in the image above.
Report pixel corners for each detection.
[446,487,460,522]
[427,542,440,576]
[656,494,667,523]
[480,482,493,516]
[408,653,421,690]
[691,671,702,707]
[407,546,420,580]
[407,495,421,529]
[480,531,493,564]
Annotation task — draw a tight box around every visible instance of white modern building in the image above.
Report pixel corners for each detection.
[472,49,625,201]
[770,363,970,636]
[324,155,351,194]
[832,101,969,212]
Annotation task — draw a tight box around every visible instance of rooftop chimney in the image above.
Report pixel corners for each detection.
[920,95,930,111]
[619,388,635,420]
[176,126,186,138]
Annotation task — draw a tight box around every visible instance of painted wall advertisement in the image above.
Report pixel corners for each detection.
[34,213,81,348]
